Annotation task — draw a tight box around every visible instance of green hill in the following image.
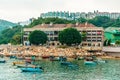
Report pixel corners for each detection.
[0,19,17,32]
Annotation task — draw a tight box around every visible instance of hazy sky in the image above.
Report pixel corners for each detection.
[0,0,120,22]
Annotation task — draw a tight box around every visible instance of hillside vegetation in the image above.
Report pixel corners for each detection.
[0,19,17,32]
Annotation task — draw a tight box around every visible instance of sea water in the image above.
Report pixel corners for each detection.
[0,58,120,80]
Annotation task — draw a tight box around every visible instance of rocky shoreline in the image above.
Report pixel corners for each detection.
[0,45,119,59]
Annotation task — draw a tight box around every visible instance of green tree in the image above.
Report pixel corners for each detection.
[29,30,48,45]
[115,40,120,45]
[58,28,82,46]
[11,34,21,45]
[103,39,107,46]
[0,25,22,44]
[88,16,111,28]
[81,31,87,40]
[108,39,111,46]
[77,17,87,23]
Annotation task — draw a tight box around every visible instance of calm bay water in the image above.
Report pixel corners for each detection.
[0,58,120,80]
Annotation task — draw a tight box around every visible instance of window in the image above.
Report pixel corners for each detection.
[54,37,58,41]
[54,31,59,35]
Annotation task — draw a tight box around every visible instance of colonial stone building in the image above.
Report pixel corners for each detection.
[23,23,104,51]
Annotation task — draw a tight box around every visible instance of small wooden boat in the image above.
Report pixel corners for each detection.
[41,56,50,59]
[17,64,35,68]
[13,61,25,66]
[16,64,42,69]
[21,67,43,72]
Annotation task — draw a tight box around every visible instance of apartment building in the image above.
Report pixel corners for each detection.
[23,23,104,51]
[40,11,120,20]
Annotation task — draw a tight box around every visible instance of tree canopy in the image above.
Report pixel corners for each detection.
[10,34,21,45]
[58,28,82,46]
[28,17,76,27]
[0,25,22,44]
[115,40,120,45]
[29,30,48,45]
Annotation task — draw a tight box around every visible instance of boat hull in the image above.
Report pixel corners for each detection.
[0,60,6,63]
[21,68,43,72]
[84,61,97,65]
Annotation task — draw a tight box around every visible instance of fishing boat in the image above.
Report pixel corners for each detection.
[21,67,43,72]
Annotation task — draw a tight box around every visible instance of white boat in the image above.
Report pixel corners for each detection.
[84,61,97,65]
[21,67,43,72]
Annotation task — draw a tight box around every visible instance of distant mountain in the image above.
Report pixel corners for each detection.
[0,19,17,32]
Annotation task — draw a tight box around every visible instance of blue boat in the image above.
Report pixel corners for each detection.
[21,67,43,72]
[0,60,6,63]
